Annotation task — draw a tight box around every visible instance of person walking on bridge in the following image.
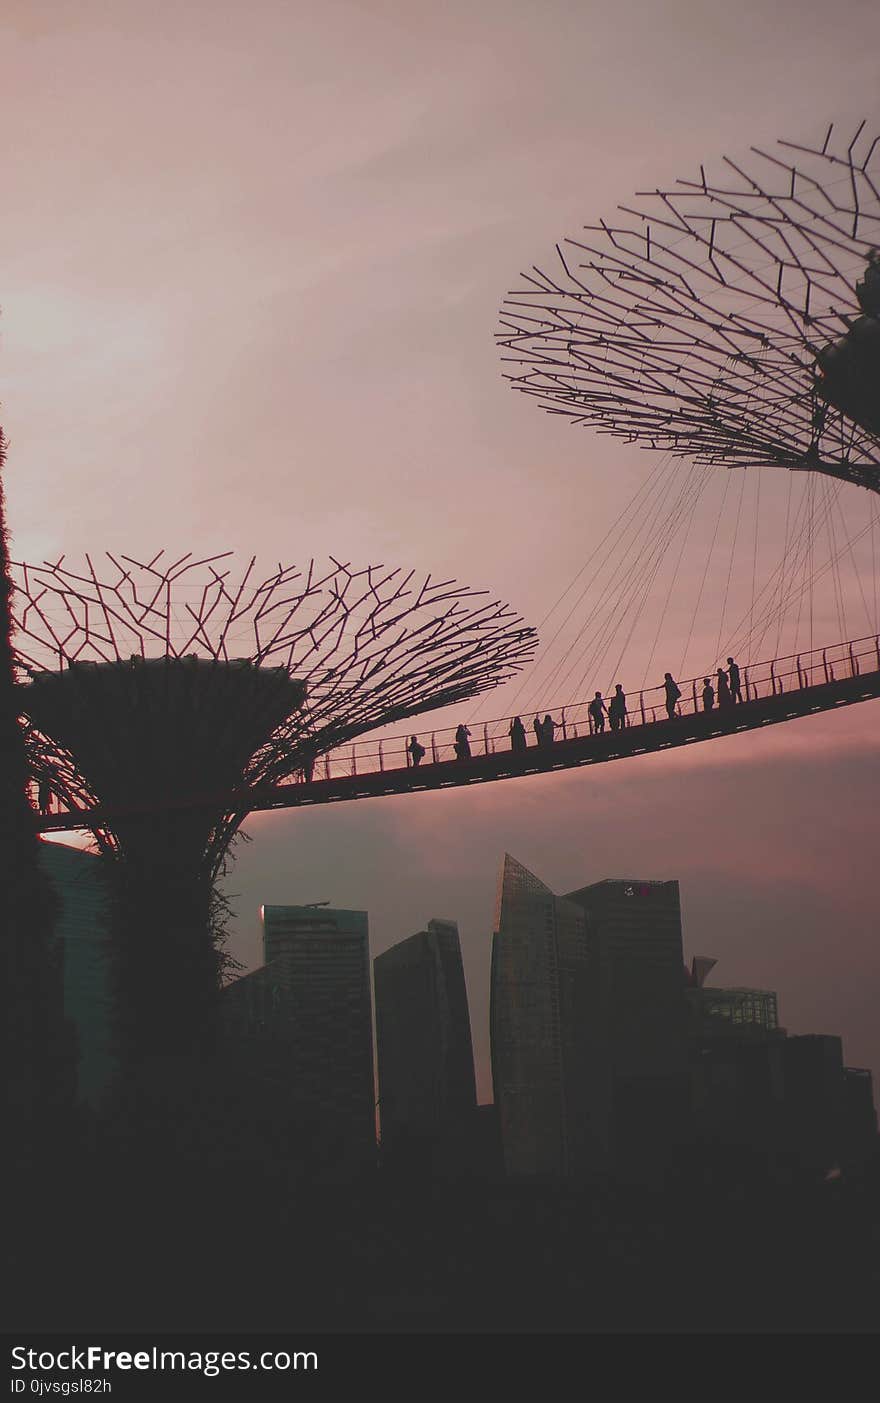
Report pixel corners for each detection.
[716,668,732,709]
[454,723,472,760]
[407,735,426,767]
[533,715,544,746]
[727,657,743,704]
[663,672,681,720]
[542,714,557,746]
[508,716,527,754]
[701,677,715,712]
[589,692,607,734]
[609,684,627,732]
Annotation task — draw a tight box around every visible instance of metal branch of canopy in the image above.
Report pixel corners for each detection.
[12,551,537,849]
[497,121,880,492]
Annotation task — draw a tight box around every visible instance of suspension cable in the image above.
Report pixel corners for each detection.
[599,463,708,696]
[748,468,762,664]
[722,475,843,662]
[774,472,795,659]
[641,465,710,687]
[678,469,732,678]
[831,490,874,636]
[495,457,670,718]
[712,467,748,670]
[525,460,686,710]
[558,462,701,704]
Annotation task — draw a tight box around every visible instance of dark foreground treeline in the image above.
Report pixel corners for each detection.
[9,1090,880,1335]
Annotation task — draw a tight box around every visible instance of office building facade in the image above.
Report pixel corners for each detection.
[490,854,604,1178]
[222,904,375,1175]
[563,877,687,1173]
[374,918,477,1170]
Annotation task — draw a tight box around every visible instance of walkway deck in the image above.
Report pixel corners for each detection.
[35,661,880,833]
[246,666,880,812]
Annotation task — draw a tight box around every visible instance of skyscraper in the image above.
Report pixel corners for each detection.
[490,855,604,1178]
[783,1034,848,1173]
[374,918,477,1171]
[222,904,376,1176]
[563,878,687,1173]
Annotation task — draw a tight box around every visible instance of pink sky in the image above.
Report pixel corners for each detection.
[3,1,880,1100]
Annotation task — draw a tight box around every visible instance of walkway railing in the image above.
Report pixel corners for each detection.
[292,633,880,784]
[32,631,880,830]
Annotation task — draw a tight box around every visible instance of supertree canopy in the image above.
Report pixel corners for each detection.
[498,121,880,493]
[14,550,535,1064]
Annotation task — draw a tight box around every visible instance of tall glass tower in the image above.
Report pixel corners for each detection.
[222,904,375,1175]
[374,918,477,1170]
[564,879,687,1173]
[490,855,605,1178]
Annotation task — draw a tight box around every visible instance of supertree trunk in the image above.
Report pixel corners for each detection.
[107,818,223,1069]
[0,436,66,1158]
[20,659,301,1076]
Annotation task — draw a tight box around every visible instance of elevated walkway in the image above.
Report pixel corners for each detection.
[245,665,880,812]
[35,634,880,831]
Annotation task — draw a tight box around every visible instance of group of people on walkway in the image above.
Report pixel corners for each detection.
[408,725,473,764]
[700,657,743,713]
[658,658,743,720]
[408,714,564,766]
[587,684,628,733]
[402,656,747,771]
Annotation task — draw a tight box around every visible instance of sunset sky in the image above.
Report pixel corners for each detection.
[3,0,880,1101]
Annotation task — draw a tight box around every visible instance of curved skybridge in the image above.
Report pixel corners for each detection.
[35,632,880,830]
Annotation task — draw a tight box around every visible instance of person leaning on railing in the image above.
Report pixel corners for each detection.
[663,672,681,719]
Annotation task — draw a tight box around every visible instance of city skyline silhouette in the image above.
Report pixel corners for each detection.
[3,0,880,1349]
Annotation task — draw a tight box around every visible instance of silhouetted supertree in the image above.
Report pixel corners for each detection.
[0,431,64,1155]
[13,551,535,1069]
[499,121,880,494]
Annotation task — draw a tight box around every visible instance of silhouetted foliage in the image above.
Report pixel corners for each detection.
[0,430,65,1163]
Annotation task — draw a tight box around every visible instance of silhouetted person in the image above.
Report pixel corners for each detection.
[727,656,743,704]
[533,715,544,746]
[301,748,316,783]
[701,677,715,711]
[663,672,681,720]
[508,716,527,754]
[716,667,732,709]
[454,723,472,761]
[37,779,53,816]
[407,735,425,767]
[589,691,607,734]
[609,684,627,732]
[542,714,556,745]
